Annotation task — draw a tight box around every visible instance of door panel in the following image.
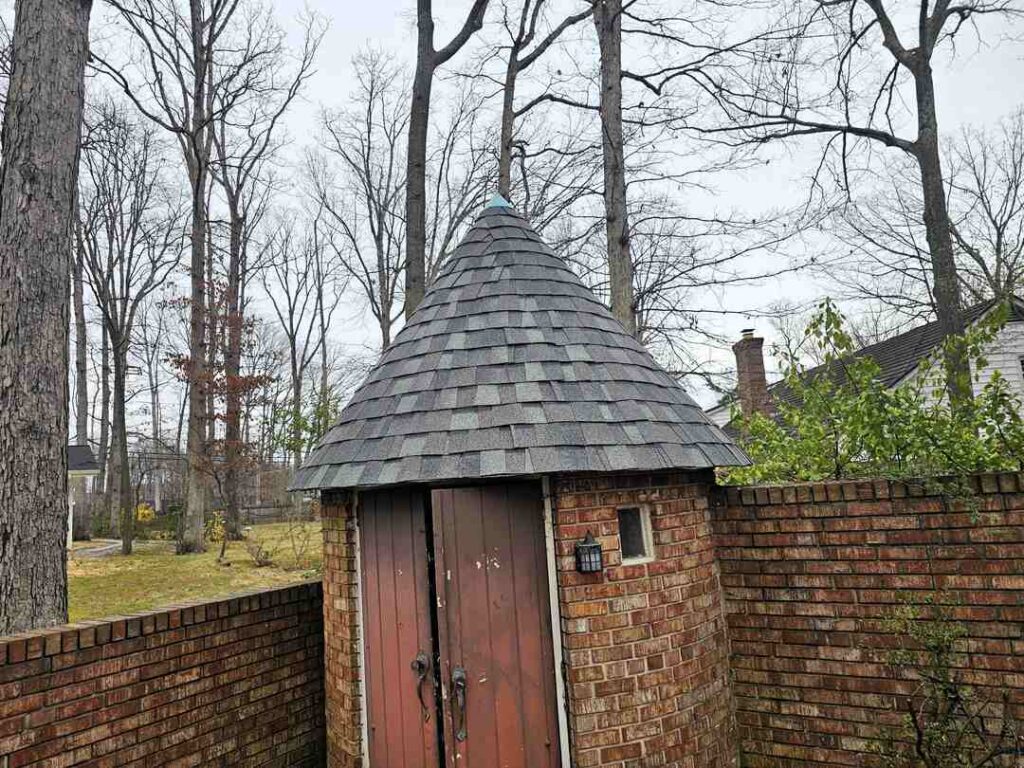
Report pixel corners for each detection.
[360,488,438,767]
[431,484,562,768]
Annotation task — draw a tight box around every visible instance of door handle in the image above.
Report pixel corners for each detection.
[411,651,431,721]
[451,666,467,742]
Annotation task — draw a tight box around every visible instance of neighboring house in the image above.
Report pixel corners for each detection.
[67,444,100,549]
[707,296,1024,429]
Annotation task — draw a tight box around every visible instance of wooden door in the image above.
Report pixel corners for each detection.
[431,483,562,768]
[359,488,439,767]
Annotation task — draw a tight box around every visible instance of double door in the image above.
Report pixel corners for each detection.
[359,483,562,768]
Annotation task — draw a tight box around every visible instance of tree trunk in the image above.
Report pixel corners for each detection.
[498,52,519,199]
[593,0,636,337]
[97,322,110,526]
[73,246,88,443]
[0,0,92,634]
[404,4,436,320]
[291,355,303,474]
[112,342,133,555]
[913,59,968,405]
[223,210,244,539]
[181,0,210,554]
[72,244,91,539]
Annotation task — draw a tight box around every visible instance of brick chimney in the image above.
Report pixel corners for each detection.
[732,329,772,418]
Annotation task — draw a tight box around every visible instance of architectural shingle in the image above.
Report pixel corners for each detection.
[293,200,747,490]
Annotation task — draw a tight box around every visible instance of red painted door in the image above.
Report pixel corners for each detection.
[359,488,439,767]
[431,483,562,768]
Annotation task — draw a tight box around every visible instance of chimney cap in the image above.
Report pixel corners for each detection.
[740,328,756,339]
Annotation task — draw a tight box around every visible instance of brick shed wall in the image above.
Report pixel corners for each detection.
[0,581,325,767]
[320,491,361,767]
[712,473,1024,767]
[551,471,737,768]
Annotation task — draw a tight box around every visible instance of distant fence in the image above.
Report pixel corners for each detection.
[0,582,325,767]
[712,473,1024,766]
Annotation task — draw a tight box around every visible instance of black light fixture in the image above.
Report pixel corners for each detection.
[575,531,603,574]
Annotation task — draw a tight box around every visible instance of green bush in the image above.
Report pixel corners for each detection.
[726,300,1024,484]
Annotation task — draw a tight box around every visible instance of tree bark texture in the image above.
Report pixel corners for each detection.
[0,0,92,634]
[404,9,434,320]
[223,209,244,539]
[181,0,210,553]
[593,0,636,336]
[72,243,90,539]
[404,0,489,320]
[912,55,967,405]
[112,340,133,555]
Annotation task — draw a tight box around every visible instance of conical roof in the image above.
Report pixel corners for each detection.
[293,202,747,490]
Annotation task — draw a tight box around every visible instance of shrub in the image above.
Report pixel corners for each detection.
[726,300,1024,484]
[875,598,1022,767]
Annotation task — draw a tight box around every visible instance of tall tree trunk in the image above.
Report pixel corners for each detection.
[112,342,133,555]
[223,210,244,539]
[291,354,303,474]
[73,247,88,443]
[97,322,110,525]
[181,0,210,554]
[404,9,435,320]
[593,0,636,337]
[72,243,91,539]
[913,59,967,405]
[498,52,519,199]
[0,0,92,634]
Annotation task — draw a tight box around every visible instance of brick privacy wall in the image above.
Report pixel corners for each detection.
[0,582,325,768]
[320,491,361,767]
[712,473,1024,767]
[552,471,737,768]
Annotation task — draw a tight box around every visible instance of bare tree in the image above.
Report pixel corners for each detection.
[95,0,310,551]
[210,8,321,537]
[826,110,1024,320]
[494,0,592,197]
[405,0,491,318]
[311,49,408,349]
[698,0,1020,403]
[0,0,92,634]
[79,104,184,555]
[261,214,340,471]
[592,0,636,335]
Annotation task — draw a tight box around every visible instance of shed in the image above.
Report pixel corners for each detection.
[298,198,747,768]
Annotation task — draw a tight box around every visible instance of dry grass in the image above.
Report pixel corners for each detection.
[67,521,322,623]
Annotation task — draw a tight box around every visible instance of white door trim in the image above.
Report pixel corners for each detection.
[541,476,572,766]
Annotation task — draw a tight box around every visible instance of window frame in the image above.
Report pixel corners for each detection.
[616,505,656,564]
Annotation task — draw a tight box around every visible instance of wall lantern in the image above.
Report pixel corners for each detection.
[575,531,603,573]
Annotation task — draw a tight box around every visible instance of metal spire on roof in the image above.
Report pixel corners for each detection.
[487,193,512,209]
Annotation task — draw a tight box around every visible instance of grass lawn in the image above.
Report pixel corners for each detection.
[68,521,322,623]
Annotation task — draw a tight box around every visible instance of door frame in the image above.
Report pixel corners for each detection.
[541,477,572,767]
[353,481,570,767]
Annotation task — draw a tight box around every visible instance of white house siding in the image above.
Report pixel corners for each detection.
[896,320,1024,410]
[975,320,1024,402]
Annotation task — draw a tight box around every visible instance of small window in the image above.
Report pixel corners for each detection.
[617,507,653,561]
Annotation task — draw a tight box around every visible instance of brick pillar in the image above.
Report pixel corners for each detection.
[321,490,362,766]
[551,472,737,768]
[733,330,772,419]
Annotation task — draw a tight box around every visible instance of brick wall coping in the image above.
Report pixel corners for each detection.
[0,579,322,666]
[718,471,1024,507]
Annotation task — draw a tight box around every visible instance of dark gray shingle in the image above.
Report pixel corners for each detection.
[293,202,747,490]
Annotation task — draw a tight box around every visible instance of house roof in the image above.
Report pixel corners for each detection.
[771,296,1024,408]
[293,200,747,491]
[68,444,100,474]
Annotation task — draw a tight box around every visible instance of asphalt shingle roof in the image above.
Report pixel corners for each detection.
[293,200,747,491]
[771,296,1024,409]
